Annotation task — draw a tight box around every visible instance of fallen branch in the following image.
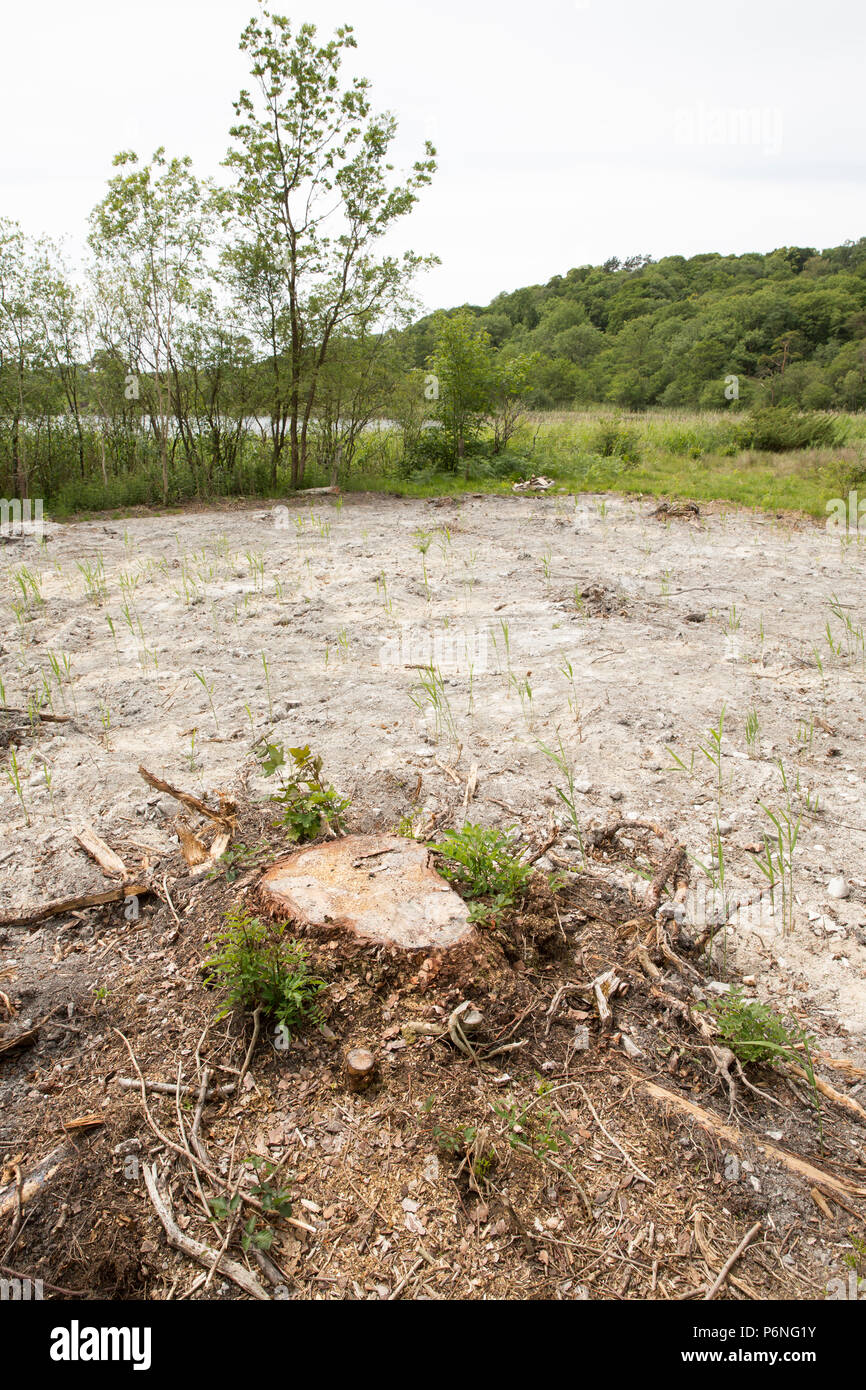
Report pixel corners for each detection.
[0,1023,40,1058]
[644,1082,866,1197]
[114,1077,236,1101]
[0,882,149,929]
[704,1221,762,1300]
[646,843,688,914]
[141,1163,269,1301]
[781,1062,866,1124]
[138,766,234,829]
[0,706,71,724]
[73,823,127,877]
[462,761,479,812]
[0,1144,69,1220]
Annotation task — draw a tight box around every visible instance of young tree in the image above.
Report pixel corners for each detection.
[35,244,87,479]
[429,308,493,474]
[88,150,217,503]
[0,220,46,498]
[488,351,538,454]
[223,7,436,488]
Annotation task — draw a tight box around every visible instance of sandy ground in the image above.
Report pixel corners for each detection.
[2,489,865,1054]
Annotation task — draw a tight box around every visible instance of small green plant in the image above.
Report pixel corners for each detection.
[207,841,268,883]
[408,663,457,745]
[841,1234,866,1277]
[375,569,393,614]
[700,987,823,1148]
[210,1155,293,1253]
[536,728,587,865]
[667,707,726,814]
[744,707,760,757]
[395,810,420,838]
[752,803,800,936]
[76,555,108,604]
[421,1099,496,1186]
[511,672,535,730]
[255,741,350,841]
[193,670,220,734]
[4,745,29,825]
[494,1088,570,1160]
[412,527,433,598]
[203,906,326,1033]
[430,822,532,908]
[261,651,273,720]
[186,729,200,772]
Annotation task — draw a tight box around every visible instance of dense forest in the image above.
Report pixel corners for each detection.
[407,241,866,412]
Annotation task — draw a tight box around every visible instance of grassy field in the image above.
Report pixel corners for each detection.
[338,408,866,521]
[38,407,866,523]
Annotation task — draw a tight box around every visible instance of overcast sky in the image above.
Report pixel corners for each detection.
[2,0,864,312]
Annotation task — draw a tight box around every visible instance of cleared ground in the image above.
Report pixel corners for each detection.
[1,490,865,1300]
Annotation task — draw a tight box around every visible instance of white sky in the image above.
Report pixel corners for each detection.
[2,0,864,312]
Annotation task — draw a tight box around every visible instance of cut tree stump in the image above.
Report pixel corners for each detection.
[345,1048,377,1091]
[257,834,473,951]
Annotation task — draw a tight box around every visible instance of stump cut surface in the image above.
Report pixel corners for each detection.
[258,834,473,950]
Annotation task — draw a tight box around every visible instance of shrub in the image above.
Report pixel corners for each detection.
[586,418,643,463]
[737,405,840,452]
[703,986,801,1065]
[203,907,326,1033]
[429,822,532,907]
[399,423,459,474]
[255,741,350,842]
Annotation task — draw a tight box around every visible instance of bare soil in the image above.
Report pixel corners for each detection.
[1,490,865,1300]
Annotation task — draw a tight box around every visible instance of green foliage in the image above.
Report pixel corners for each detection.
[587,418,642,462]
[429,308,495,473]
[255,740,350,841]
[493,1091,570,1159]
[207,841,267,883]
[700,987,824,1147]
[736,404,840,452]
[702,986,804,1065]
[429,822,532,907]
[210,1155,293,1253]
[421,1098,496,1184]
[203,906,326,1033]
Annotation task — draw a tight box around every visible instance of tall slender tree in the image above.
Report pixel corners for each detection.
[223,7,436,488]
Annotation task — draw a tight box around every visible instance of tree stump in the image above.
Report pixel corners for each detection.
[257,834,474,950]
[344,1047,377,1091]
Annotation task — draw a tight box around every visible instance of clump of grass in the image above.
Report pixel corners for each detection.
[408,663,457,744]
[193,670,220,734]
[4,745,30,824]
[536,728,587,865]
